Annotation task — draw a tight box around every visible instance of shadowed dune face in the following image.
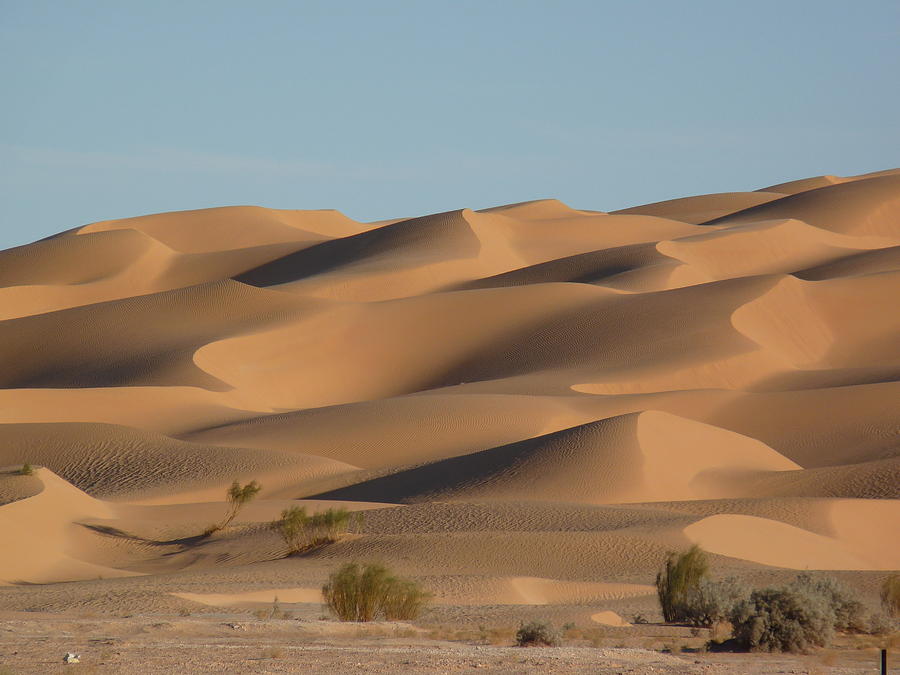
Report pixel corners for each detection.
[0,172,898,600]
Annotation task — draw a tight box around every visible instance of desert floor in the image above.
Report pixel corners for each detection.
[0,611,894,674]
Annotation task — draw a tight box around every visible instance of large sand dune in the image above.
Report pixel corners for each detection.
[0,170,897,618]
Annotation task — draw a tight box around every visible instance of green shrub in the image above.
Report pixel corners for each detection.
[17,463,33,476]
[656,545,710,623]
[515,620,560,647]
[881,573,900,618]
[322,562,429,622]
[731,586,834,653]
[204,480,261,535]
[274,506,352,555]
[381,577,431,621]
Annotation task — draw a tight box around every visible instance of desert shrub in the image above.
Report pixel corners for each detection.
[381,577,431,621]
[881,573,900,618]
[275,506,310,554]
[322,562,429,622]
[789,574,866,632]
[311,507,351,543]
[515,620,560,647]
[680,577,748,628]
[730,586,835,652]
[274,506,352,555]
[205,480,261,535]
[17,463,33,476]
[868,611,895,636]
[656,545,710,623]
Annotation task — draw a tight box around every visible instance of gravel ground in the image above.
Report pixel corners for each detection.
[0,614,891,674]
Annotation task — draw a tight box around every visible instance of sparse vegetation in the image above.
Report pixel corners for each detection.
[204,480,261,535]
[273,506,352,555]
[17,462,33,476]
[730,575,872,652]
[656,544,713,624]
[681,577,748,628]
[730,585,835,653]
[789,574,866,633]
[322,562,430,622]
[515,620,560,647]
[381,577,431,621]
[881,573,900,618]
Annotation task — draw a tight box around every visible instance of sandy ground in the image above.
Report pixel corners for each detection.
[1,169,898,672]
[0,613,893,674]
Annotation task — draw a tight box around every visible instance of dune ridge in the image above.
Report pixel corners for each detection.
[0,169,897,609]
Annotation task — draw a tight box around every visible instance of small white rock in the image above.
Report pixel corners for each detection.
[63,652,80,663]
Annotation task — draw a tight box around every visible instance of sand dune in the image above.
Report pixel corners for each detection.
[307,412,799,505]
[0,168,897,610]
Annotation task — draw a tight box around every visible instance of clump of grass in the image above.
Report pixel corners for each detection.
[17,462,33,476]
[322,562,430,622]
[515,620,560,647]
[881,573,900,618]
[381,577,431,621]
[273,506,354,555]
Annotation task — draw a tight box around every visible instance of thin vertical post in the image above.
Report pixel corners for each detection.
[882,648,887,675]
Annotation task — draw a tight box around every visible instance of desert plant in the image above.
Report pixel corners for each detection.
[211,479,261,532]
[381,577,431,621]
[680,577,748,627]
[322,562,430,622]
[730,586,835,652]
[310,507,351,543]
[274,506,352,555]
[656,545,710,623]
[515,620,560,647]
[17,462,33,476]
[881,573,900,618]
[789,574,866,632]
[275,506,311,553]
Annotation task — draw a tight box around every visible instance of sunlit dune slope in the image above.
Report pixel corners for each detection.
[0,168,897,593]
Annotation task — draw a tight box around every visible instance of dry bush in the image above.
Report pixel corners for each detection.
[882,573,900,618]
[17,462,34,476]
[205,480,261,535]
[680,577,748,628]
[516,620,560,647]
[274,506,352,555]
[730,586,835,652]
[322,562,430,622]
[381,577,431,621]
[789,574,867,632]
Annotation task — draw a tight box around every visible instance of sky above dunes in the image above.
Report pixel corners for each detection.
[1,0,898,250]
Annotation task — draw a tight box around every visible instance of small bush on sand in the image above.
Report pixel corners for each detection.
[515,620,560,647]
[730,585,834,653]
[656,545,710,623]
[322,562,430,622]
[17,463,33,476]
[881,573,900,618]
[205,480,260,535]
[381,577,431,621]
[274,506,352,555]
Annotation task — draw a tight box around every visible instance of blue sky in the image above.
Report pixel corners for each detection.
[1,0,898,250]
